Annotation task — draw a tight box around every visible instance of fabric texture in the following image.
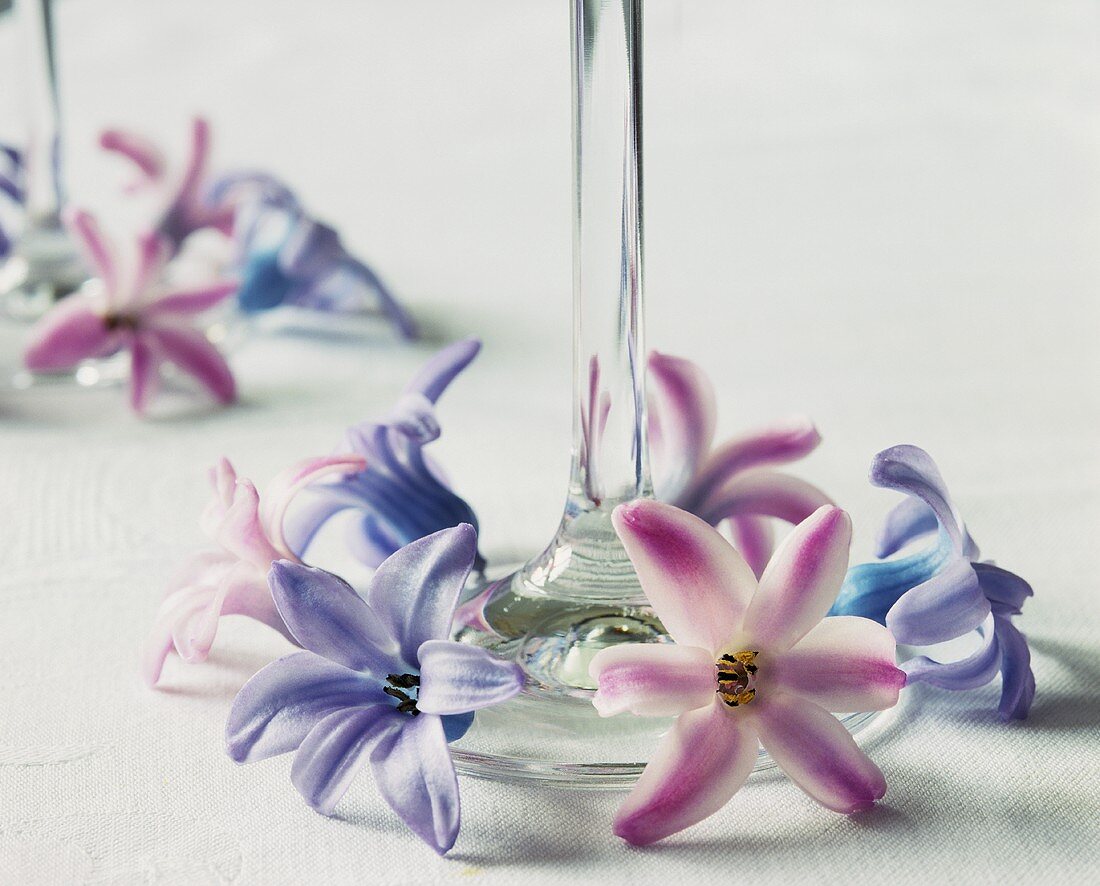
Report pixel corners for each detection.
[0,0,1096,883]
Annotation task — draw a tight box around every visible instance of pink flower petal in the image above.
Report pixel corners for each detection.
[143,281,238,319]
[677,417,821,515]
[215,479,280,569]
[740,505,852,653]
[646,351,717,502]
[750,692,886,814]
[62,207,118,294]
[768,616,905,712]
[125,231,170,310]
[175,117,212,210]
[613,701,757,846]
[694,470,833,528]
[725,514,775,578]
[144,324,236,405]
[24,299,115,372]
[99,129,167,183]
[613,500,757,653]
[590,643,717,717]
[200,457,238,538]
[260,454,368,559]
[129,335,160,415]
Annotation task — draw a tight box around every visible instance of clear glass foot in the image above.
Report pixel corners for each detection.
[0,220,89,321]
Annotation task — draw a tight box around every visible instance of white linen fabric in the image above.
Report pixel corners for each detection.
[0,1,1096,883]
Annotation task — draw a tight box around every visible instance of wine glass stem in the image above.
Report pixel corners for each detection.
[568,0,650,513]
[18,0,65,224]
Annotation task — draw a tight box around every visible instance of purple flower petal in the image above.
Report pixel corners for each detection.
[693,470,832,528]
[143,324,236,405]
[726,514,775,578]
[901,613,1001,690]
[885,557,990,646]
[282,491,352,559]
[875,496,938,558]
[129,335,159,415]
[741,506,852,653]
[99,129,167,182]
[268,561,398,671]
[646,351,717,502]
[366,525,478,668]
[751,692,886,814]
[289,704,404,815]
[226,653,385,763]
[590,643,716,718]
[677,418,821,516]
[769,616,905,712]
[24,300,117,373]
[62,207,118,294]
[994,615,1035,721]
[613,701,757,846]
[403,338,481,404]
[973,562,1034,616]
[415,640,524,716]
[870,445,979,559]
[143,281,239,319]
[278,217,346,279]
[369,711,461,854]
[612,500,757,653]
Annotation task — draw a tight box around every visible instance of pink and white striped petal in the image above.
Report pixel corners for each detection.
[24,299,118,372]
[767,616,905,712]
[214,479,281,569]
[613,701,757,846]
[129,335,160,415]
[647,351,717,501]
[695,470,833,529]
[613,500,757,653]
[590,643,716,718]
[750,692,886,814]
[740,506,852,653]
[144,324,236,405]
[62,208,119,295]
[725,514,775,579]
[99,129,167,185]
[143,281,238,319]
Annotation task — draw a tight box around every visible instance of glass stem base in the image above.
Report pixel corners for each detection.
[0,219,89,321]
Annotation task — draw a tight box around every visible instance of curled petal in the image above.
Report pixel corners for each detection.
[200,457,239,538]
[214,479,280,569]
[226,653,384,763]
[768,616,904,712]
[973,562,1034,617]
[693,470,832,528]
[870,445,979,559]
[260,454,368,559]
[677,417,821,515]
[366,525,478,668]
[143,281,238,319]
[290,705,404,815]
[875,497,938,558]
[282,490,353,560]
[726,514,775,578]
[370,711,461,854]
[99,129,167,182]
[613,701,757,846]
[885,557,990,646]
[613,500,757,653]
[269,561,398,672]
[62,207,117,293]
[590,643,716,718]
[901,614,1001,691]
[994,615,1035,721]
[647,351,717,502]
[416,640,524,716]
[24,300,116,372]
[830,540,951,624]
[751,692,886,814]
[143,324,236,405]
[345,256,419,340]
[404,338,481,403]
[741,506,852,653]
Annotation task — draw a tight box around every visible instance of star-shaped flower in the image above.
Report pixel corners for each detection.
[226,525,524,854]
[23,208,238,414]
[285,339,483,570]
[591,500,903,845]
[648,352,832,576]
[143,454,366,686]
[830,445,1035,720]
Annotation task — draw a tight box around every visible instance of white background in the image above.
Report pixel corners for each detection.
[0,1,1097,883]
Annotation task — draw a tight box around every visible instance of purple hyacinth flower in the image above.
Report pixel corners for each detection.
[830,445,1035,721]
[0,144,25,259]
[285,338,483,570]
[225,525,524,854]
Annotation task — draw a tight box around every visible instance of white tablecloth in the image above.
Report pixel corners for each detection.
[0,1,1097,883]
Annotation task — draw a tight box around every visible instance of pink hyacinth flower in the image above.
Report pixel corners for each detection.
[648,351,833,577]
[142,453,367,687]
[100,117,235,253]
[591,500,904,846]
[23,208,238,415]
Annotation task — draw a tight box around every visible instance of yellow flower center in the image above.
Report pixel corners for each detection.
[716,650,759,707]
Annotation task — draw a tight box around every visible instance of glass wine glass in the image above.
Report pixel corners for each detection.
[0,0,89,320]
[449,0,879,786]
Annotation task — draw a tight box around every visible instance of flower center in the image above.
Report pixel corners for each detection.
[104,313,139,331]
[716,651,759,707]
[383,673,420,716]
